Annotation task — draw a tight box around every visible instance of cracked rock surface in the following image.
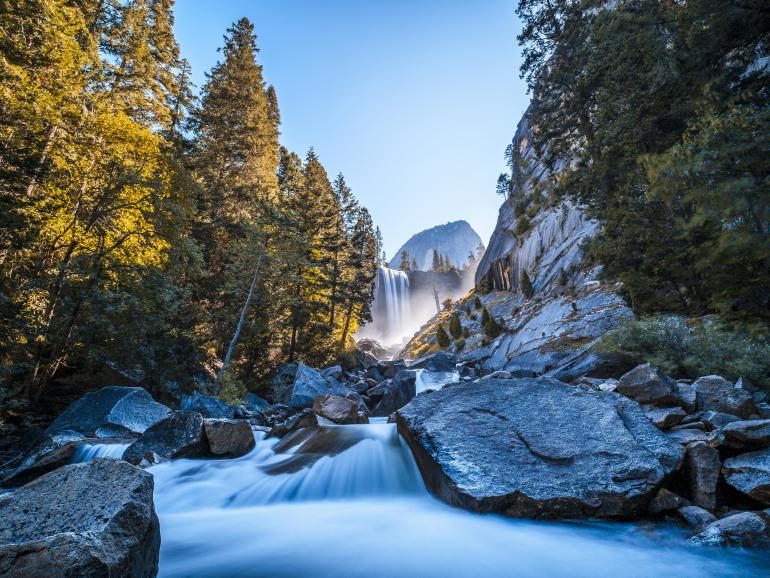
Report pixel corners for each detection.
[396,377,683,519]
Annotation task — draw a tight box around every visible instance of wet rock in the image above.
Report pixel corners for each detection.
[690,511,770,548]
[666,428,709,445]
[692,375,756,418]
[269,408,317,438]
[756,402,770,419]
[700,411,741,431]
[0,458,159,577]
[203,418,255,457]
[722,448,770,506]
[677,505,717,529]
[356,413,370,424]
[649,488,688,514]
[1,431,85,487]
[615,364,677,406]
[45,386,171,439]
[312,395,359,425]
[181,393,235,419]
[397,377,683,519]
[645,407,686,430]
[685,442,721,512]
[368,370,417,417]
[722,420,770,451]
[123,411,209,465]
[269,363,353,408]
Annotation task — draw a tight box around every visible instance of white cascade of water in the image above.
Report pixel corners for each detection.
[151,424,768,578]
[357,266,412,345]
[71,442,131,463]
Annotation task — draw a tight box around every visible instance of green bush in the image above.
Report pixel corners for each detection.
[449,314,462,339]
[483,316,504,339]
[435,325,451,348]
[514,215,530,236]
[473,296,482,309]
[481,307,490,326]
[218,370,247,406]
[597,316,770,389]
[520,270,534,298]
[455,338,466,351]
[337,350,357,371]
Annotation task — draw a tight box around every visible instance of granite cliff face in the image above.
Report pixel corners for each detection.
[390,220,484,271]
[402,112,633,377]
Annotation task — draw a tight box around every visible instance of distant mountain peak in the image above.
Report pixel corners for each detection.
[389,220,484,271]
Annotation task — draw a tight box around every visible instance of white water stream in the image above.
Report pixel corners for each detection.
[131,424,768,578]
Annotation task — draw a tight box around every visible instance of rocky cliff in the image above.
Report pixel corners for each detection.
[390,220,484,271]
[402,112,633,378]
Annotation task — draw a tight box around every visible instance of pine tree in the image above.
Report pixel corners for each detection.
[399,251,411,271]
[411,258,418,271]
[520,270,534,298]
[449,314,462,339]
[435,325,451,348]
[431,249,441,272]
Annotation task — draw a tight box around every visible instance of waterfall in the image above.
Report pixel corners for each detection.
[358,266,412,345]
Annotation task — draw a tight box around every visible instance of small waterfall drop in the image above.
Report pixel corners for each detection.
[71,442,131,463]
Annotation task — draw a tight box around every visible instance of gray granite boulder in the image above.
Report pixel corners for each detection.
[690,510,770,548]
[368,370,417,417]
[270,363,353,408]
[0,458,159,577]
[181,393,235,419]
[615,364,677,406]
[685,441,721,512]
[645,406,686,430]
[722,420,770,451]
[45,386,171,438]
[123,411,209,465]
[692,375,756,418]
[722,449,770,506]
[203,418,255,457]
[397,377,683,519]
[312,395,359,424]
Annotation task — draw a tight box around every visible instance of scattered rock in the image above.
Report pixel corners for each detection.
[649,488,688,514]
[677,505,717,529]
[269,408,317,438]
[722,420,770,451]
[123,411,209,465]
[685,441,721,512]
[397,377,683,519]
[671,421,706,432]
[674,382,697,412]
[45,386,171,438]
[203,419,255,457]
[690,511,770,548]
[722,448,770,506]
[270,363,353,408]
[666,428,709,445]
[377,360,407,379]
[312,395,359,425]
[700,411,741,431]
[692,375,756,418]
[244,393,270,413]
[486,370,512,380]
[756,403,770,419]
[615,364,677,406]
[368,370,417,417]
[0,459,160,577]
[407,352,456,373]
[1,431,85,487]
[181,393,235,419]
[321,365,343,380]
[645,407,686,430]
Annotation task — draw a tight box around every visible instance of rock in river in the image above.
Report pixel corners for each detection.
[203,418,255,457]
[0,458,160,577]
[722,448,770,506]
[45,386,171,438]
[123,411,209,465]
[397,377,683,519]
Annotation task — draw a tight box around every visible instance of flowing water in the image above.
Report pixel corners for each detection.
[71,442,131,462]
[144,424,768,578]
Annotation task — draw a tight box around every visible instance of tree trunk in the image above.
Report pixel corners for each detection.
[216,244,266,385]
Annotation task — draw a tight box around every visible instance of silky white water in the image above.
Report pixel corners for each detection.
[415,368,460,393]
[149,424,768,578]
[71,442,131,462]
[357,267,413,345]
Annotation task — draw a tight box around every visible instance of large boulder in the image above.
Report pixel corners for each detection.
[45,386,171,438]
[407,352,457,373]
[312,395,359,424]
[123,411,209,465]
[397,377,683,519]
[692,375,756,418]
[270,363,353,408]
[645,406,686,430]
[180,393,235,419]
[0,458,159,577]
[368,370,417,417]
[269,408,318,438]
[203,419,255,457]
[690,511,770,548]
[685,441,720,512]
[615,364,677,406]
[722,420,770,451]
[722,448,770,506]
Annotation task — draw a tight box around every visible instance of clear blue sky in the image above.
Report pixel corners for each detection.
[173,0,529,258]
